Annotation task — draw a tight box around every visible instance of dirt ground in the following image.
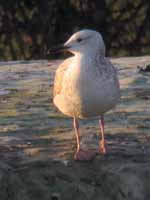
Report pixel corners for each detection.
[0,56,150,200]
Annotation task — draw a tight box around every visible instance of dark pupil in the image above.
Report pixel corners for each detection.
[77,38,82,42]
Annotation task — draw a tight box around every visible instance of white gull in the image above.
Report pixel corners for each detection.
[51,29,120,160]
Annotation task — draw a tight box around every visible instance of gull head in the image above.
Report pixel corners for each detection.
[50,29,105,56]
[64,29,105,56]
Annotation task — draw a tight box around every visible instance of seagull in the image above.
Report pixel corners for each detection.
[50,29,120,160]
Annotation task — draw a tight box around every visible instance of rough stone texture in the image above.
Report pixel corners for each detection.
[0,56,150,200]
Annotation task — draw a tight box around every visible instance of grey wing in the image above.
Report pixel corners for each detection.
[53,57,73,97]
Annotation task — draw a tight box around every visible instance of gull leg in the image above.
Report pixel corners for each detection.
[73,117,80,153]
[73,117,96,161]
[99,115,106,154]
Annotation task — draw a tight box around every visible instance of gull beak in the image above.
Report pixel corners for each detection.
[47,44,69,54]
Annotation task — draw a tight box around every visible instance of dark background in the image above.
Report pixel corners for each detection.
[0,0,149,61]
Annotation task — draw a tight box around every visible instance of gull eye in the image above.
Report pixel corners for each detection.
[77,38,82,43]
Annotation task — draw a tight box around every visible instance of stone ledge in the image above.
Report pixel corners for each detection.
[0,56,149,200]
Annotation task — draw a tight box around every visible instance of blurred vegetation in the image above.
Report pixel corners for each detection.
[0,0,149,60]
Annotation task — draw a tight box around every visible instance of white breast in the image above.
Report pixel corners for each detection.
[54,56,120,118]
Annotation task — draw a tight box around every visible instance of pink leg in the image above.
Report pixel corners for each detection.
[99,115,106,154]
[73,117,80,152]
[73,117,96,161]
